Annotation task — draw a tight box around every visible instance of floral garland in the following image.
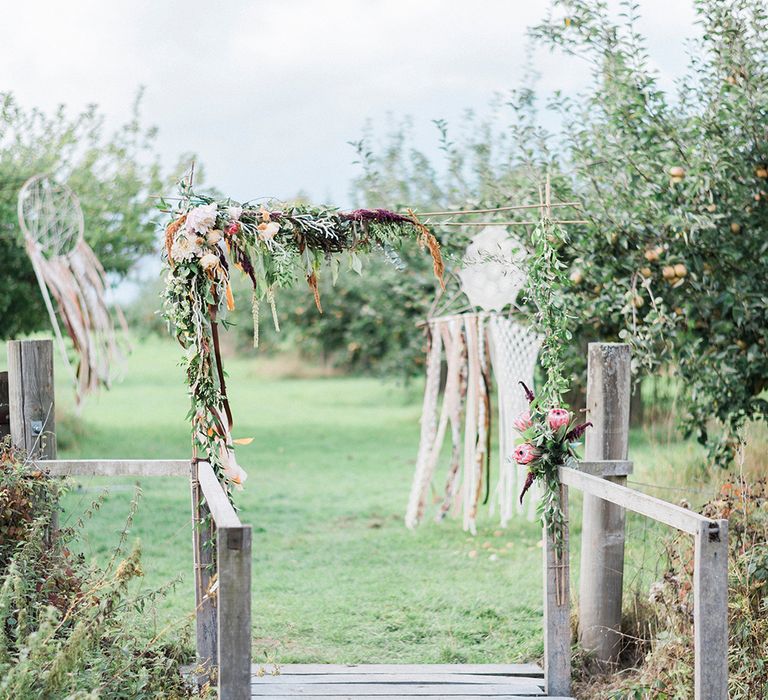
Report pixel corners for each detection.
[515,215,588,555]
[161,187,444,494]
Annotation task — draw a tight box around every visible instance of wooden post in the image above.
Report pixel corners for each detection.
[578,342,631,667]
[0,371,9,439]
[543,484,571,697]
[694,519,728,700]
[191,464,218,679]
[7,339,56,459]
[217,524,252,700]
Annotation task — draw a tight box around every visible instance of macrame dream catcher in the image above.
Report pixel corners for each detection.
[17,175,129,404]
[405,226,542,532]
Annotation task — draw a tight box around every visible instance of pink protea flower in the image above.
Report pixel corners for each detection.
[547,408,571,431]
[513,443,539,465]
[512,410,532,432]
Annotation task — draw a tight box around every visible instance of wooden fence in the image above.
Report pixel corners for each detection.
[3,339,252,700]
[542,343,728,700]
[2,338,728,700]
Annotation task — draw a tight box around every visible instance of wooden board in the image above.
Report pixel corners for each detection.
[247,665,574,699]
[254,665,544,677]
[40,459,190,477]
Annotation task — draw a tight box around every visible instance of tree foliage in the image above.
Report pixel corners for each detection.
[0,91,163,338]
[532,0,768,463]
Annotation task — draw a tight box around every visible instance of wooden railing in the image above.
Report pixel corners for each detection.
[4,339,252,700]
[542,343,729,700]
[543,461,728,699]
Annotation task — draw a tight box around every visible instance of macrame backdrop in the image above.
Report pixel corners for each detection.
[405,312,541,531]
[487,315,542,524]
[17,175,129,404]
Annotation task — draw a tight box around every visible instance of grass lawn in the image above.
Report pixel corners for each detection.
[2,335,710,665]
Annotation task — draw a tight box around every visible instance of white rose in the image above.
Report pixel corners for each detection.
[170,232,202,261]
[185,203,218,234]
[227,206,243,221]
[199,253,220,271]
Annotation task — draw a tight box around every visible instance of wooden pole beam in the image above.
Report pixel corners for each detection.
[7,339,56,459]
[578,342,632,668]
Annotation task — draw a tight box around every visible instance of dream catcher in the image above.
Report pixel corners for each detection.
[17,174,129,404]
[406,226,542,532]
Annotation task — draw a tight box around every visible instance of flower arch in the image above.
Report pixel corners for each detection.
[161,186,444,492]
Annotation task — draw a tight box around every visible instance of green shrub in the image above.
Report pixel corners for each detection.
[0,437,199,699]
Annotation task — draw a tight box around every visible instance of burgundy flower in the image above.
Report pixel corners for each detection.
[519,471,535,504]
[566,422,593,441]
[519,381,535,403]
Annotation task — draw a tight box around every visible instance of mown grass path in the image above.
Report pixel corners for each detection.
[52,338,545,664]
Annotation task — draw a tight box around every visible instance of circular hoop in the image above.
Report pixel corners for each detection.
[458,225,527,311]
[17,174,84,258]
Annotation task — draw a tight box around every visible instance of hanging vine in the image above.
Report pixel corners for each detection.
[515,214,590,560]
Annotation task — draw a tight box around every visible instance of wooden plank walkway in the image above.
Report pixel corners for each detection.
[250,664,575,698]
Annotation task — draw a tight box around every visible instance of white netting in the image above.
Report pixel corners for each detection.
[487,316,542,524]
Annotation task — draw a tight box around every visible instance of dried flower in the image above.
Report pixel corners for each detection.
[566,421,592,441]
[519,470,535,503]
[185,203,218,234]
[513,410,533,432]
[258,221,280,242]
[207,229,223,245]
[199,253,220,271]
[513,443,540,465]
[519,381,535,403]
[547,408,571,431]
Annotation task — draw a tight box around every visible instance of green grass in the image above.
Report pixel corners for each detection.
[2,335,712,665]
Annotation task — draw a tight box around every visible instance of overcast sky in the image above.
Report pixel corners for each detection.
[6,0,699,210]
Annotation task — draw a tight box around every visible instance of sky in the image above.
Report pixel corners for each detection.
[6,0,700,210]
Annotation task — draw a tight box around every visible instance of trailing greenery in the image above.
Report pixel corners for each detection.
[0,437,196,699]
[0,90,164,339]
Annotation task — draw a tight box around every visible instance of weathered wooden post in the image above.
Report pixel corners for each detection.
[578,342,631,666]
[217,524,252,699]
[543,484,571,697]
[694,518,729,700]
[191,463,218,677]
[7,339,56,459]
